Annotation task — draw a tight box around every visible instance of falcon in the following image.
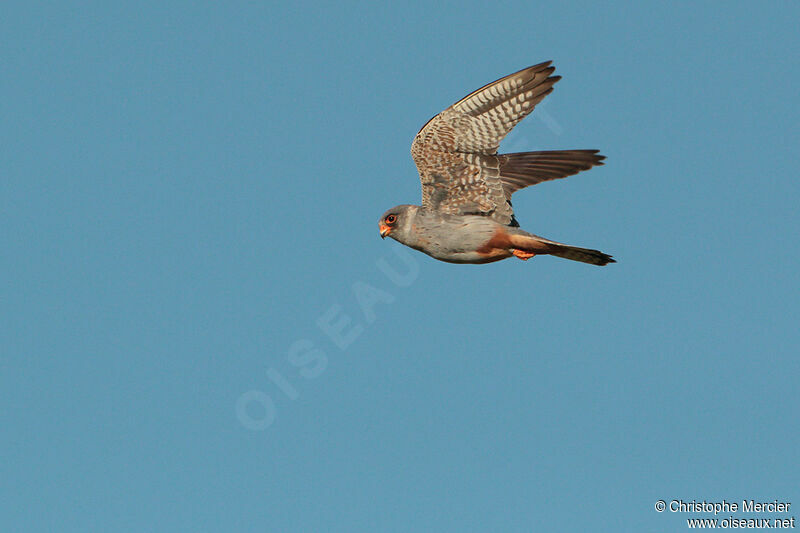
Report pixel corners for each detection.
[378,61,615,266]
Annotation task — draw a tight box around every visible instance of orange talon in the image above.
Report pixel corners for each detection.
[512,249,536,261]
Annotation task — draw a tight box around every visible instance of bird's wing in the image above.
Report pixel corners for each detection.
[411,61,560,225]
[498,150,605,200]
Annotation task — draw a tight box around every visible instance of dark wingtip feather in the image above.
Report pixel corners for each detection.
[589,150,606,165]
[497,149,607,196]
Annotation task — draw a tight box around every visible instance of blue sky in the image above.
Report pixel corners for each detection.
[2,1,799,531]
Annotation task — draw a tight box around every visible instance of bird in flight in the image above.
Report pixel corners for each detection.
[378,61,615,266]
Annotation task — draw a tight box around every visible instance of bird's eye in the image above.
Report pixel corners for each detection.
[385,214,397,224]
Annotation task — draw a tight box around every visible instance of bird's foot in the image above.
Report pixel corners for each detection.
[512,249,536,261]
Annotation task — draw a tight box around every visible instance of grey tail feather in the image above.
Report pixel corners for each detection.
[548,243,615,266]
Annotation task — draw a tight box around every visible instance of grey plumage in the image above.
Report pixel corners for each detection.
[380,61,615,267]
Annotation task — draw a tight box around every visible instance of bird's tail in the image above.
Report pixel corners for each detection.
[547,243,615,266]
[509,232,615,266]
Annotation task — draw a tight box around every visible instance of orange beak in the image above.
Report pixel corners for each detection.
[379,224,391,239]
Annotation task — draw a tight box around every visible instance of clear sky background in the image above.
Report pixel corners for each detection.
[2,1,799,531]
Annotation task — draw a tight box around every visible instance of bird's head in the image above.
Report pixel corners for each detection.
[378,205,416,242]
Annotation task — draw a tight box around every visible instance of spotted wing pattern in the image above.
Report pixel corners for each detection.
[411,61,560,225]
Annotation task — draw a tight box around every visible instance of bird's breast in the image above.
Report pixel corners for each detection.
[406,216,513,264]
